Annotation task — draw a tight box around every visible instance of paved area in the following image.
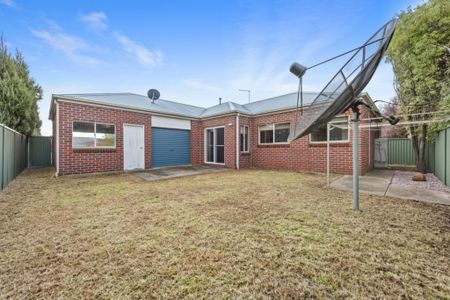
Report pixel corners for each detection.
[133,165,229,181]
[330,169,450,205]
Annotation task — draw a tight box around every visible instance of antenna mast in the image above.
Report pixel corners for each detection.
[238,89,251,103]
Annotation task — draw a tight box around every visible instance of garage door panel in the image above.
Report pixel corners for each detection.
[152,128,190,168]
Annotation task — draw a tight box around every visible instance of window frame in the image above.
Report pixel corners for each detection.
[308,115,350,144]
[240,125,250,153]
[204,126,226,165]
[258,122,291,145]
[72,121,116,149]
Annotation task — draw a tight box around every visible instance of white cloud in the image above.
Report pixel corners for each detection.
[113,32,163,68]
[79,11,108,31]
[0,0,16,7]
[31,22,101,65]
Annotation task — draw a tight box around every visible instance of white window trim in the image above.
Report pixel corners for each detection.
[240,125,250,153]
[204,126,225,165]
[72,121,117,149]
[258,122,291,145]
[309,115,350,144]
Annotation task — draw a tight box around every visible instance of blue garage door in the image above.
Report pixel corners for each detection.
[152,128,190,168]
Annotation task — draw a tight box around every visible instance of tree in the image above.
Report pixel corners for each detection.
[386,0,450,173]
[0,36,42,135]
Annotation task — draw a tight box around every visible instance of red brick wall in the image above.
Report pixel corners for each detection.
[235,106,375,175]
[190,120,203,166]
[359,108,378,174]
[57,101,152,175]
[56,100,375,176]
[192,116,237,169]
[238,116,252,168]
[52,112,56,168]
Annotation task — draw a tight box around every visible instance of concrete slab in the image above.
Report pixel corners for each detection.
[364,169,394,180]
[133,165,229,181]
[330,170,449,206]
[386,183,450,206]
[330,175,390,196]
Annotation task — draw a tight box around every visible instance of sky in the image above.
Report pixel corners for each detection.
[0,0,424,135]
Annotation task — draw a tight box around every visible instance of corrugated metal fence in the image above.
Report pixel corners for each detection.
[0,124,28,190]
[387,138,416,165]
[29,136,52,168]
[382,127,449,186]
[433,127,449,186]
[1,124,53,191]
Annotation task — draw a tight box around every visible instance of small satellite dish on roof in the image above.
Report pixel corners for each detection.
[147,89,160,103]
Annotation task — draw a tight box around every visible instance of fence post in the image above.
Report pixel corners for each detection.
[446,127,448,186]
[13,132,16,178]
[1,125,3,190]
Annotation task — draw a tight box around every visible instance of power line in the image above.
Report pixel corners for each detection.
[361,110,450,121]
[359,118,449,128]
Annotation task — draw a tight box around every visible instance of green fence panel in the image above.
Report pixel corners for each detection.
[29,136,52,167]
[425,143,435,173]
[388,138,416,165]
[435,129,446,184]
[386,128,448,187]
[0,127,3,190]
[446,128,449,186]
[3,128,14,188]
[0,124,28,191]
[15,134,20,177]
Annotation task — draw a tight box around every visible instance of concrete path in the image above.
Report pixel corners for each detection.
[330,169,450,205]
[133,165,229,181]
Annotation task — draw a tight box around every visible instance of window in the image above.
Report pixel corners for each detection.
[240,125,249,152]
[72,121,116,148]
[259,123,290,144]
[310,116,349,143]
[205,127,224,164]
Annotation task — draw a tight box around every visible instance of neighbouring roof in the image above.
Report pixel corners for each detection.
[50,91,377,119]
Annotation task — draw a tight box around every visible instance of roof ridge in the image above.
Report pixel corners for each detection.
[243,91,318,107]
[59,92,136,96]
[157,98,205,110]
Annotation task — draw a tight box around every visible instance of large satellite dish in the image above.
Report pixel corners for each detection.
[288,18,398,141]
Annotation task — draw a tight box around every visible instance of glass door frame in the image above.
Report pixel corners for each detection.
[204,126,225,165]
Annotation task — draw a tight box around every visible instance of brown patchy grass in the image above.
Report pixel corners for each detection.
[0,168,449,299]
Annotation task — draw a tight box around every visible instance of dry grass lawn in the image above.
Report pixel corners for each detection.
[0,168,449,299]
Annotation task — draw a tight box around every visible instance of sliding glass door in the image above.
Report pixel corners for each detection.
[205,127,224,164]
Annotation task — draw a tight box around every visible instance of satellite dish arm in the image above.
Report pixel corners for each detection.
[307,37,384,70]
[354,100,400,125]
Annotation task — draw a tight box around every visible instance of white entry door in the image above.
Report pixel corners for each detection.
[123,125,145,170]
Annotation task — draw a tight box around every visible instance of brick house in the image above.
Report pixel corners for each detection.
[49,92,380,176]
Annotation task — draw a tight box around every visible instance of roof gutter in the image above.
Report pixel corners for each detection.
[50,95,200,121]
[49,93,379,121]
